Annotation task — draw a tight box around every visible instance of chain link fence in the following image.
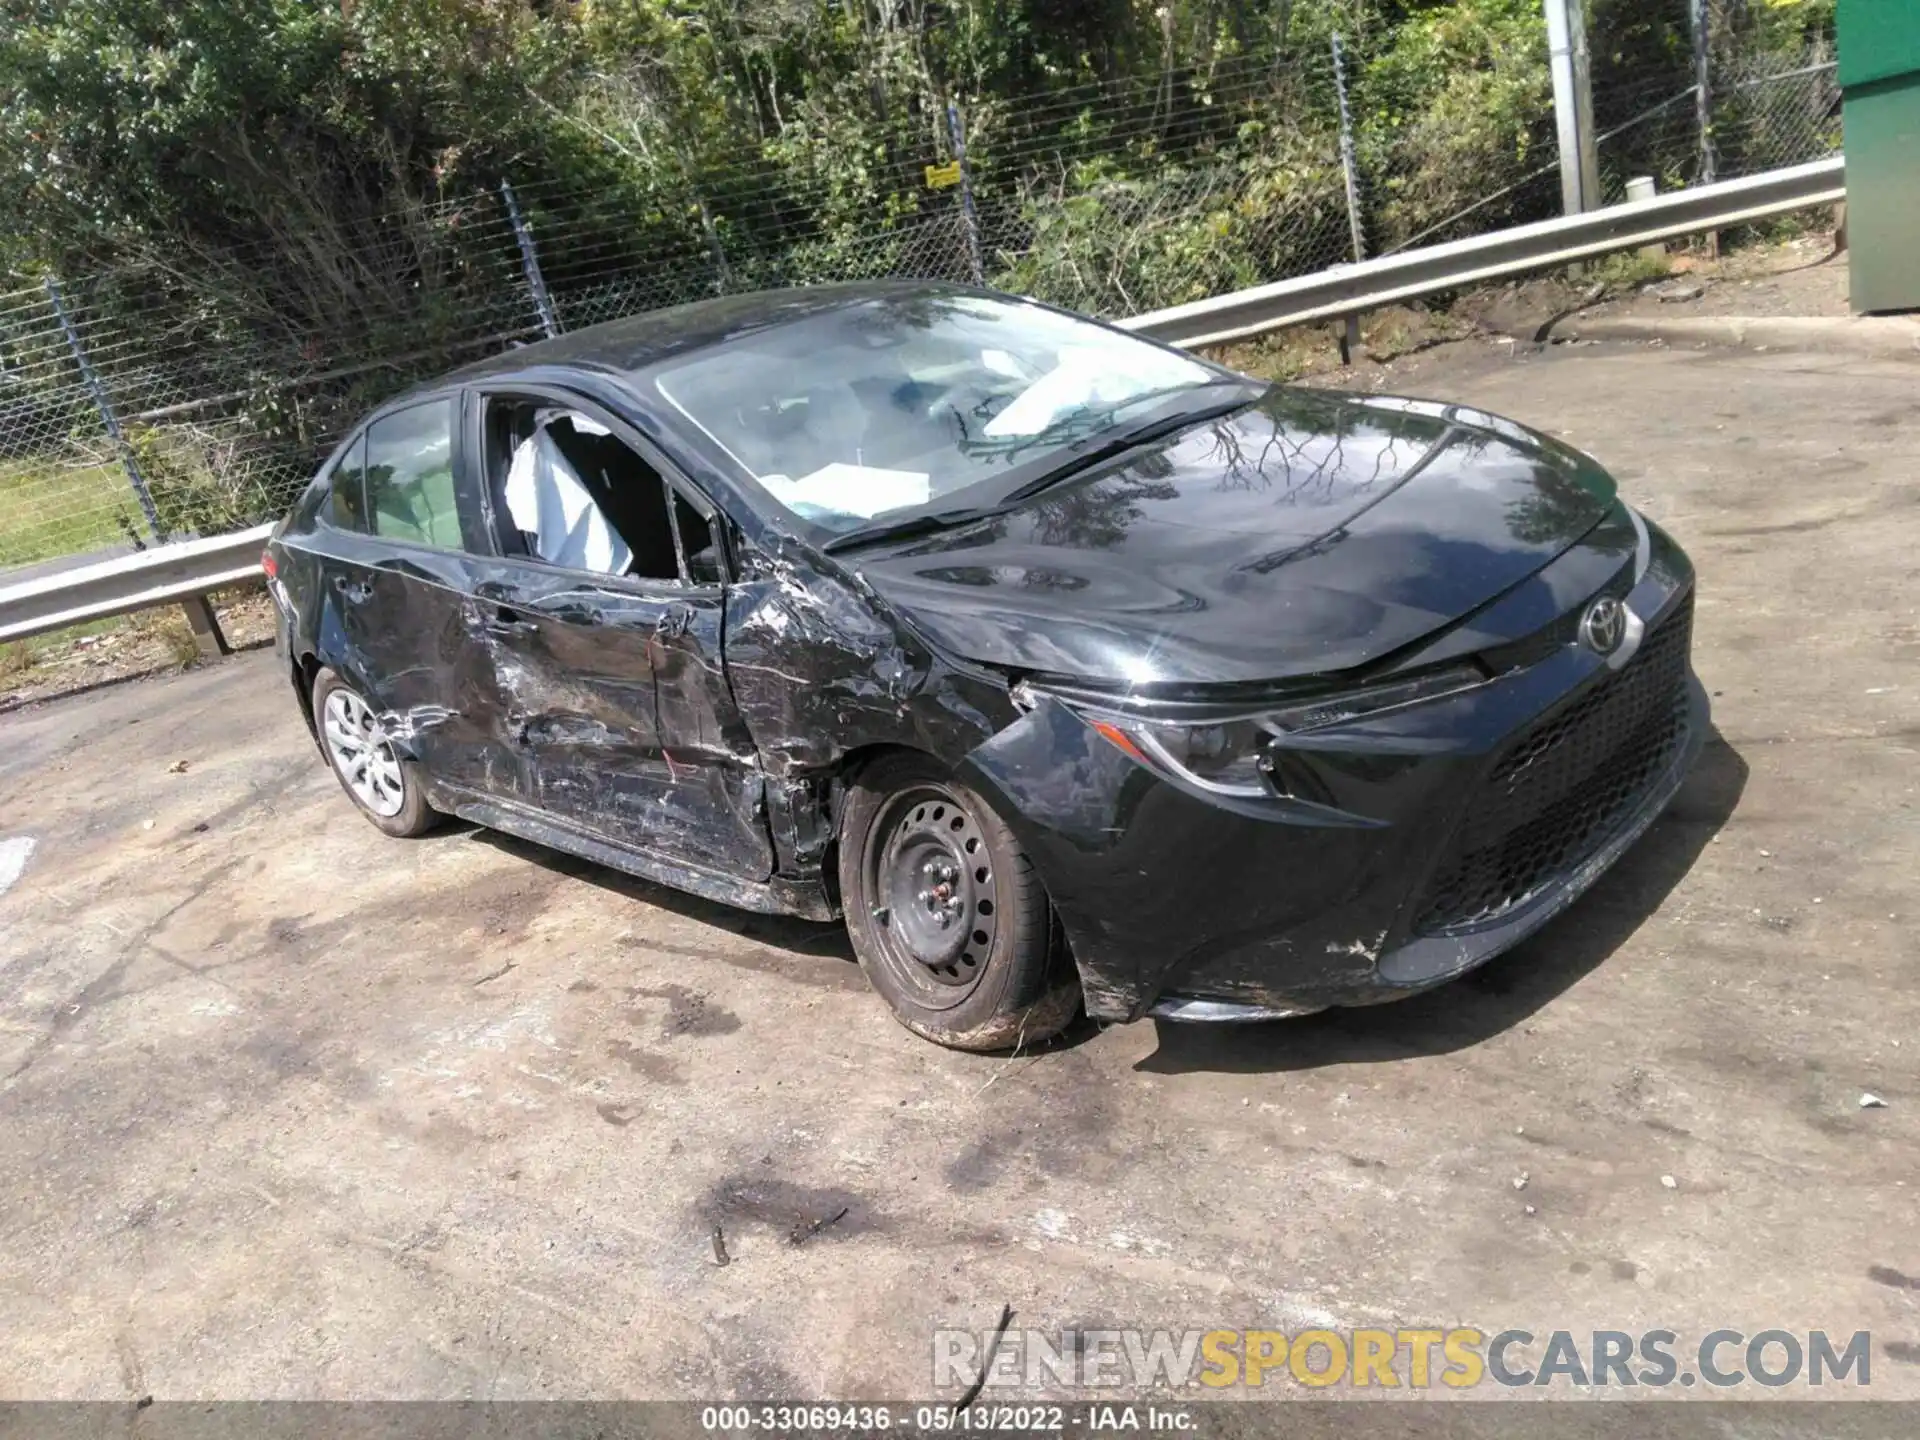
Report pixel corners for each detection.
[0,19,1840,576]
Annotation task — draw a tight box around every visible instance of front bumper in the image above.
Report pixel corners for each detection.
[961,528,1705,1024]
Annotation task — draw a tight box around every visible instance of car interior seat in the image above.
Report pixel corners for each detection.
[545,418,681,581]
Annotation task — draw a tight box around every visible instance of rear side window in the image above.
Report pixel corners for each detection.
[330,435,370,532]
[365,400,462,550]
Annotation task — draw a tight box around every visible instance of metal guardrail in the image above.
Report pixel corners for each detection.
[0,156,1847,651]
[1121,155,1846,347]
[0,523,274,646]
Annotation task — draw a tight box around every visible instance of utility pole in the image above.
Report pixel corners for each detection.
[1689,0,1720,258]
[1544,0,1601,215]
[1330,33,1367,365]
[1330,33,1366,265]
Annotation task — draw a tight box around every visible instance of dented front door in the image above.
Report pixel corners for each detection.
[458,562,775,882]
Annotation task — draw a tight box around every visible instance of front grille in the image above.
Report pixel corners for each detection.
[1412,593,1694,934]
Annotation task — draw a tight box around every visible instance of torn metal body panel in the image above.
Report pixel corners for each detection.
[268,280,1709,1038]
[455,557,773,880]
[722,551,1014,773]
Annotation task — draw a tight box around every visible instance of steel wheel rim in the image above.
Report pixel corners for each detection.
[322,687,406,819]
[865,783,998,1008]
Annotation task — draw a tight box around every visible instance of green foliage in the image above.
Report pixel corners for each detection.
[1748,0,1838,44]
[1588,248,1674,290]
[1360,0,1553,249]
[997,159,1265,313]
[124,424,263,539]
[0,0,585,266]
[0,0,1843,547]
[997,139,1349,315]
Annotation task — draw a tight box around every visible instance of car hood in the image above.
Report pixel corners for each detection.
[851,386,1618,686]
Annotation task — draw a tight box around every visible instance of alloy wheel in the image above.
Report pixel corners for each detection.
[322,687,406,819]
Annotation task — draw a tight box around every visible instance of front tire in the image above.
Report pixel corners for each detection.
[839,752,1080,1051]
[311,667,439,838]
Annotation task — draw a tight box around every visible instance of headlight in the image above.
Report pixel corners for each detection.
[1095,715,1275,798]
[1018,661,1484,800]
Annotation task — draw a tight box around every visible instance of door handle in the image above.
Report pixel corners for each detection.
[483,604,537,638]
[656,602,694,640]
[331,574,374,605]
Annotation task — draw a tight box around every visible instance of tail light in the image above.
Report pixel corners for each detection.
[261,549,277,579]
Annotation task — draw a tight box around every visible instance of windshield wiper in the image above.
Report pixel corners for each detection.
[822,505,998,555]
[989,380,1264,509]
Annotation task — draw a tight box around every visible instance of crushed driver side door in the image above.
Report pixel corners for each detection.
[450,385,776,888]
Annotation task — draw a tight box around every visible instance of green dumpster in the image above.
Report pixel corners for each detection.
[1839,0,1920,313]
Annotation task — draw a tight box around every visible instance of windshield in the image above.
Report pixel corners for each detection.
[645,291,1219,535]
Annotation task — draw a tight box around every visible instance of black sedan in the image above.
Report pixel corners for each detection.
[265,281,1705,1050]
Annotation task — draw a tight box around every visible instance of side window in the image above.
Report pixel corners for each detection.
[330,434,369,532]
[485,398,713,583]
[364,400,464,550]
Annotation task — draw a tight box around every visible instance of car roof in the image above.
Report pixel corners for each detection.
[435,278,979,393]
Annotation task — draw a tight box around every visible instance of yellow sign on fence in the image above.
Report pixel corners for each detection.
[924,160,962,190]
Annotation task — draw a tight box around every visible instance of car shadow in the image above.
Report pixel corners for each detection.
[443,724,1744,1067]
[463,824,858,963]
[1132,722,1749,1076]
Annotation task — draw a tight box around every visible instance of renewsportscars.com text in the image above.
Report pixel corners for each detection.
[932,1327,1874,1391]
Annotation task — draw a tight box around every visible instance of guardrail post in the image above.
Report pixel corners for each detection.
[1331,33,1367,364]
[44,276,163,542]
[1626,176,1667,262]
[947,102,987,286]
[500,180,561,339]
[179,595,231,659]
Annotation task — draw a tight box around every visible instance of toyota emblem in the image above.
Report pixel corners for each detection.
[1579,596,1628,656]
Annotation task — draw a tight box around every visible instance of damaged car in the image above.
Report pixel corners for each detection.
[265,281,1706,1050]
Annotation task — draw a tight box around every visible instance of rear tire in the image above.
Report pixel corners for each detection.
[839,752,1080,1051]
[311,667,439,839]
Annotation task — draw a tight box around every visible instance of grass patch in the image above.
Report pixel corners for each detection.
[0,614,134,685]
[0,582,268,692]
[0,454,149,569]
[1205,326,1343,382]
[0,608,200,690]
[1588,249,1674,292]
